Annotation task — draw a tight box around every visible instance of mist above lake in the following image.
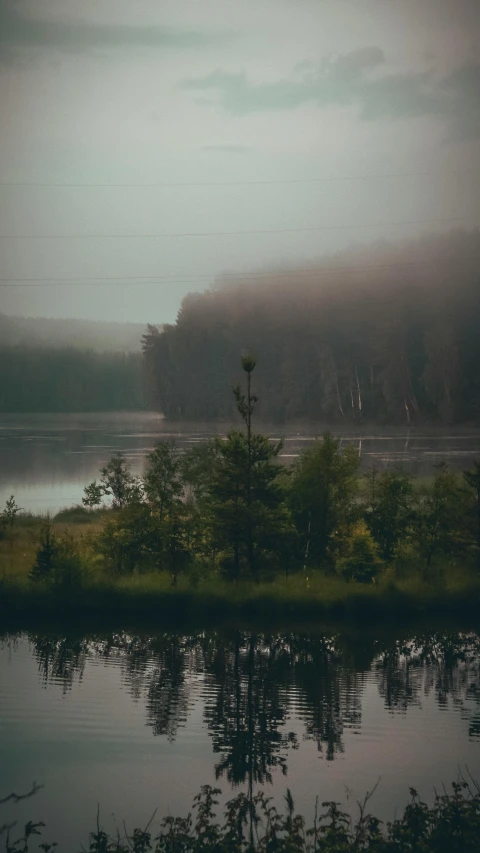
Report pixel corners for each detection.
[1,412,480,514]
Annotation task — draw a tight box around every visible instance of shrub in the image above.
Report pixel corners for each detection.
[54,505,105,524]
[365,468,415,562]
[30,520,57,582]
[30,521,85,588]
[3,780,480,852]
[338,521,382,583]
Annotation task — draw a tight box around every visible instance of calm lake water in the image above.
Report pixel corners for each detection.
[1,412,480,514]
[1,627,479,849]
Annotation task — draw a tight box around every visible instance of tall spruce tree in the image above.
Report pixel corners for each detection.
[208,356,292,581]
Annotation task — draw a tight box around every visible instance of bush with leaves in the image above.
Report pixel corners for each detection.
[463,460,480,564]
[96,504,161,574]
[30,521,85,588]
[144,442,183,518]
[364,468,415,562]
[181,440,218,505]
[338,521,383,584]
[96,503,192,582]
[83,453,142,509]
[3,779,480,852]
[289,434,360,571]
[416,464,470,573]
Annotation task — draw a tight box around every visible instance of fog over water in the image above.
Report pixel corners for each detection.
[1,413,480,514]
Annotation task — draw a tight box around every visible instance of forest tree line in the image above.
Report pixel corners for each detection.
[142,230,480,424]
[0,346,144,412]
[23,357,480,587]
[0,313,148,352]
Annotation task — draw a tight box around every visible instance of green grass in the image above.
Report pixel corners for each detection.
[0,512,105,583]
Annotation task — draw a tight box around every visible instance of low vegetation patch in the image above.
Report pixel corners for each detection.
[2,779,480,852]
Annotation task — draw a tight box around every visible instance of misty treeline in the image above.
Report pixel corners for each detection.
[27,357,480,586]
[0,313,147,353]
[143,230,480,424]
[0,347,143,412]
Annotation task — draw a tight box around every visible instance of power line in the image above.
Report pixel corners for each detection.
[0,256,476,287]
[0,214,477,240]
[0,167,476,188]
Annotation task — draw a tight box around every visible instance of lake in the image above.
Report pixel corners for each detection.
[1,626,479,850]
[1,413,480,514]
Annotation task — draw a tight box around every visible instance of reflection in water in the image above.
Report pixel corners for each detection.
[18,628,480,790]
[204,634,294,794]
[373,633,480,714]
[32,635,90,693]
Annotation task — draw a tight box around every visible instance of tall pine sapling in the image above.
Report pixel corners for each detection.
[208,356,292,581]
[30,519,57,582]
[1,495,22,529]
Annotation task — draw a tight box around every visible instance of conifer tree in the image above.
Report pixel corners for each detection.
[30,519,57,582]
[208,356,292,581]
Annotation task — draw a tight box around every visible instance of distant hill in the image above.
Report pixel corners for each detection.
[0,314,158,353]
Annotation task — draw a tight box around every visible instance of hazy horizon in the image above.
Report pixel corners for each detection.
[0,0,479,323]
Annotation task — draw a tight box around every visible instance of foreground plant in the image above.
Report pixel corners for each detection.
[2,780,480,852]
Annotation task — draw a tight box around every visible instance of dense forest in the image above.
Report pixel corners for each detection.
[0,314,149,352]
[143,230,480,425]
[0,347,144,412]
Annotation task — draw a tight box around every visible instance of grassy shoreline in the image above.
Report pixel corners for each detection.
[2,564,480,629]
[2,511,480,629]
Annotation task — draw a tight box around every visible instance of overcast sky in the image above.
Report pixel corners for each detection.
[0,0,479,324]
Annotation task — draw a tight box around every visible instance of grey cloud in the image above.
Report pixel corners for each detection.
[439,63,480,140]
[330,46,385,79]
[0,1,229,62]
[181,48,480,138]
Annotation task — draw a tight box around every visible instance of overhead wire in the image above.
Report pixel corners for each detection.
[0,256,477,287]
[0,166,477,188]
[0,213,477,240]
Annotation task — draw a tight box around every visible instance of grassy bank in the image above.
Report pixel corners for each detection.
[1,513,480,628]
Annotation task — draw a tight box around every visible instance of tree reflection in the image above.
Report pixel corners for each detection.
[18,625,480,786]
[288,635,365,760]
[374,632,480,715]
[96,632,199,741]
[203,632,296,792]
[28,633,90,693]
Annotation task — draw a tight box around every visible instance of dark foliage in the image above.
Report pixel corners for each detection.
[0,346,143,413]
[142,231,480,425]
[2,779,480,852]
